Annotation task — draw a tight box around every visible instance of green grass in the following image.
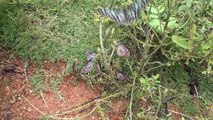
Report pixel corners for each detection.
[0,0,110,63]
[31,72,43,92]
[158,63,213,117]
[50,78,60,91]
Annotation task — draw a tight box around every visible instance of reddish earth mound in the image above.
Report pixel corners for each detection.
[0,58,127,120]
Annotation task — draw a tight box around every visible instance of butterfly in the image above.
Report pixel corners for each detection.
[117,71,129,81]
[98,0,149,25]
[81,60,94,74]
[81,51,97,74]
[117,43,130,57]
[86,51,96,61]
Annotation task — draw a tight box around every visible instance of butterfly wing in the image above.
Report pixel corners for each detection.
[81,61,94,74]
[86,51,96,61]
[98,0,149,25]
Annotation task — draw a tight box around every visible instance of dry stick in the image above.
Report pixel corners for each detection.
[155,86,162,119]
[99,18,105,54]
[24,92,88,120]
[168,109,195,120]
[40,91,48,107]
[147,61,164,65]
[22,95,46,115]
[52,91,123,117]
[55,105,99,120]
[79,105,98,120]
[23,92,122,120]
[53,96,100,117]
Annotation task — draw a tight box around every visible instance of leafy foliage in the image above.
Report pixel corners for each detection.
[85,0,213,119]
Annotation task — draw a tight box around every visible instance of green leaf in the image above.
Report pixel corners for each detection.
[140,77,147,85]
[152,74,159,80]
[150,7,158,14]
[168,17,178,29]
[186,0,192,8]
[149,19,164,32]
[172,35,192,49]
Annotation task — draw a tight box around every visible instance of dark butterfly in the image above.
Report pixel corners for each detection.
[81,51,97,74]
[86,51,96,61]
[117,72,129,81]
[98,0,149,25]
[81,60,94,74]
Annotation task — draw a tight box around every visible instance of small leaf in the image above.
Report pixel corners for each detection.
[172,35,192,49]
[149,19,164,32]
[150,7,158,14]
[186,0,192,8]
[153,74,159,80]
[168,17,178,29]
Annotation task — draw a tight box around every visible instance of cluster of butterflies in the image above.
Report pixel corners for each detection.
[81,43,130,80]
[81,0,149,79]
[98,0,149,25]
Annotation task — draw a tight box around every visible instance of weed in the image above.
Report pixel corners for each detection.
[50,78,60,91]
[84,0,213,119]
[31,72,43,92]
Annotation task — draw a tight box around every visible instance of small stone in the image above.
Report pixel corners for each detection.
[27,107,32,112]
[18,96,21,100]
[29,90,33,93]
[5,86,10,95]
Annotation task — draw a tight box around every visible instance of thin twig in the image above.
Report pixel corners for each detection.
[109,49,115,64]
[22,95,45,115]
[40,91,48,107]
[52,91,123,117]
[168,109,195,120]
[144,63,168,73]
[155,86,161,119]
[126,58,136,120]
[99,18,105,54]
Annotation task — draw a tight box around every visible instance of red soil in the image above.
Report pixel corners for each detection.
[0,57,127,120]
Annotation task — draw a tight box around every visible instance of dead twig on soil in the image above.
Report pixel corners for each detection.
[52,91,123,117]
[22,95,45,115]
[40,91,48,107]
[168,109,195,120]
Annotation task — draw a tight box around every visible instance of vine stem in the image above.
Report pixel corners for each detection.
[155,86,162,119]
[126,58,136,120]
[99,18,105,54]
[129,73,137,120]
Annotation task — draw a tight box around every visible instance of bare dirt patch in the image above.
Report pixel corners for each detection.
[0,53,127,120]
